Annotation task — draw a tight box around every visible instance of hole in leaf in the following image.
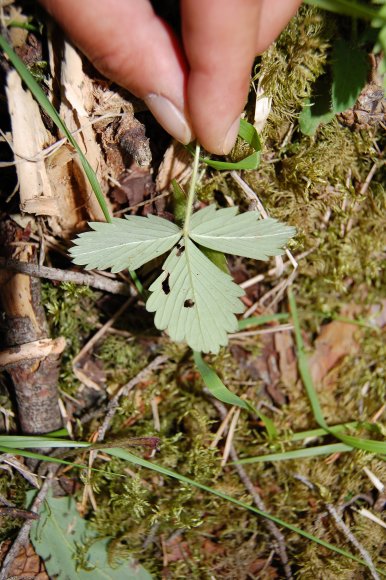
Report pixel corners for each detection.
[176,242,185,256]
[162,273,170,295]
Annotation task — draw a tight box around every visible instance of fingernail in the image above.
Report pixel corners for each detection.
[222,117,240,155]
[144,94,192,144]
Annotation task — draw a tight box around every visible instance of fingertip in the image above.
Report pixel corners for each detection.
[144,94,193,145]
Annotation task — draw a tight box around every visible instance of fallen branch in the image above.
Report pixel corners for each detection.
[0,257,132,296]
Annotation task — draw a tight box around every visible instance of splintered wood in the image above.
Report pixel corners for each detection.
[5,36,151,237]
[5,70,57,216]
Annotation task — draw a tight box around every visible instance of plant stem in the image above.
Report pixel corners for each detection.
[183,142,200,236]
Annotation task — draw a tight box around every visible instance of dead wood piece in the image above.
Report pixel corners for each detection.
[0,257,132,296]
[156,140,192,192]
[0,221,63,434]
[93,84,151,169]
[57,41,110,224]
[7,354,64,434]
[5,70,57,216]
[0,337,66,368]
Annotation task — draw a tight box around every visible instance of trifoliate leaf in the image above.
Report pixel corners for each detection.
[69,214,181,272]
[189,205,296,260]
[146,238,244,353]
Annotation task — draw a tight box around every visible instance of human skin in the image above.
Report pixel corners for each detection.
[39,0,302,154]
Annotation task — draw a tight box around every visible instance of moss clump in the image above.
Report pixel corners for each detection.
[42,282,100,393]
[96,335,148,392]
[259,6,333,138]
[0,472,27,541]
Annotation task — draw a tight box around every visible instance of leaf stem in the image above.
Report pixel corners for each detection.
[183,142,200,236]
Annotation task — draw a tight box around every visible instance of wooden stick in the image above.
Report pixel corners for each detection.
[0,257,132,296]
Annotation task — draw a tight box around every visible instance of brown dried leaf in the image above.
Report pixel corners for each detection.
[274,331,298,388]
[3,542,48,579]
[308,307,361,386]
[111,166,154,208]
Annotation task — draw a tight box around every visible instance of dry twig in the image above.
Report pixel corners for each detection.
[294,474,380,580]
[0,257,132,296]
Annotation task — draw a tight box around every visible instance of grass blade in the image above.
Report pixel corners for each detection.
[238,313,289,331]
[0,435,90,449]
[289,422,359,442]
[235,442,353,464]
[0,34,111,222]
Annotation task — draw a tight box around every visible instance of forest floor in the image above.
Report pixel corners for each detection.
[0,2,385,579]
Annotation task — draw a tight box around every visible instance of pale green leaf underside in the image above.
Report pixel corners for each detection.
[69,214,181,272]
[146,238,244,353]
[69,205,296,352]
[190,205,296,260]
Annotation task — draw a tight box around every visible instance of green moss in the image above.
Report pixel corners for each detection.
[259,6,333,139]
[42,282,100,393]
[0,472,27,541]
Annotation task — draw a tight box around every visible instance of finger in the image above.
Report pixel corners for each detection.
[256,0,302,53]
[39,0,193,144]
[181,0,261,155]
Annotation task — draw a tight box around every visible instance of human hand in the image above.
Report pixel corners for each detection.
[39,0,301,154]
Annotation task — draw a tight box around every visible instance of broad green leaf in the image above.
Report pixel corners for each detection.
[299,73,335,136]
[331,39,369,113]
[299,98,335,136]
[189,205,296,260]
[377,25,386,91]
[69,215,181,273]
[146,238,244,353]
[198,244,229,274]
[304,0,383,22]
[27,490,151,579]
